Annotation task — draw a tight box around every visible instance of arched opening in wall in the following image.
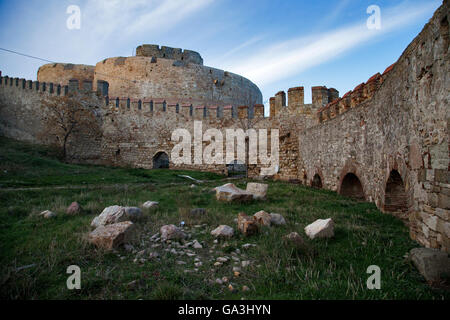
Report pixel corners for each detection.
[226,160,247,177]
[312,174,322,189]
[153,152,169,169]
[340,173,365,200]
[384,170,408,216]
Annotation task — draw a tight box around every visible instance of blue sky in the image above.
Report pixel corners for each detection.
[0,0,442,112]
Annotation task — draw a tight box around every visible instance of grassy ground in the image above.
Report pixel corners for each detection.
[0,137,448,300]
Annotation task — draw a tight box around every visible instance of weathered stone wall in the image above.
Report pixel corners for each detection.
[298,1,449,251]
[37,63,95,89]
[0,77,104,162]
[136,44,203,65]
[0,2,447,252]
[93,56,262,107]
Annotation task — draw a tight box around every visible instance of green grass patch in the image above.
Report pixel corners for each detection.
[0,137,448,300]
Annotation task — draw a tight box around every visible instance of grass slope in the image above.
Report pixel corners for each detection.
[0,137,447,300]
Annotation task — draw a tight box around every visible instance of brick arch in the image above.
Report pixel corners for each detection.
[310,168,324,189]
[337,161,366,200]
[382,158,412,220]
[152,150,170,169]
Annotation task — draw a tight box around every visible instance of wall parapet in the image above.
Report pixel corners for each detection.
[316,66,392,123]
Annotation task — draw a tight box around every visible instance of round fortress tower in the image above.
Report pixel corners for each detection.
[37,63,95,88]
[93,44,262,106]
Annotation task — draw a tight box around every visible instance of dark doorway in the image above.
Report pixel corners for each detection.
[153,152,169,169]
[340,173,365,200]
[384,170,408,215]
[226,160,247,177]
[312,174,322,188]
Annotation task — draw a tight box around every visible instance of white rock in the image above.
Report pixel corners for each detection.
[142,201,159,209]
[88,221,135,250]
[192,240,203,249]
[214,183,253,202]
[91,205,127,228]
[241,260,251,268]
[304,218,335,239]
[246,183,268,200]
[211,225,234,238]
[39,210,56,219]
[217,257,228,263]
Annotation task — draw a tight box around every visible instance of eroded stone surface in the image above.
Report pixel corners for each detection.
[215,183,254,203]
[160,224,186,241]
[410,247,450,283]
[246,183,268,200]
[211,225,234,238]
[305,218,334,239]
[88,221,135,250]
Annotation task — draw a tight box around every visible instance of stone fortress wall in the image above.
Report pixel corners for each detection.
[0,1,448,251]
[37,63,95,89]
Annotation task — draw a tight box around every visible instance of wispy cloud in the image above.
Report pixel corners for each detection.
[83,0,213,42]
[220,1,438,86]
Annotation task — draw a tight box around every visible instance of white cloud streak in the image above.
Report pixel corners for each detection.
[221,1,438,86]
[82,0,213,42]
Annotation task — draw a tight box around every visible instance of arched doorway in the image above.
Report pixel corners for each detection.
[153,152,169,169]
[312,174,322,188]
[226,160,247,177]
[384,170,408,215]
[340,173,365,200]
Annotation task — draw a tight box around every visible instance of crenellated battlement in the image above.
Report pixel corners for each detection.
[0,75,265,121]
[269,85,340,118]
[316,63,394,123]
[135,44,203,65]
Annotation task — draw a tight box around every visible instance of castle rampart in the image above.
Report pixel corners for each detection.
[136,44,203,65]
[0,1,447,252]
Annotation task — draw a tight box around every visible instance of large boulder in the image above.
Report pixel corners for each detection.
[304,218,334,239]
[211,225,234,238]
[160,224,186,241]
[246,183,268,200]
[124,207,143,221]
[270,213,286,226]
[88,221,135,250]
[214,183,253,203]
[91,206,127,228]
[66,202,81,215]
[91,205,143,228]
[410,247,450,284]
[237,213,259,236]
[253,210,272,227]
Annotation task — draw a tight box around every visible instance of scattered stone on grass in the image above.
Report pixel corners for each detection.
[237,213,259,236]
[66,202,81,215]
[142,201,159,209]
[39,210,56,219]
[246,183,268,200]
[410,247,450,284]
[88,221,135,250]
[305,218,334,239]
[214,183,253,203]
[253,210,272,227]
[160,224,186,241]
[211,225,234,238]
